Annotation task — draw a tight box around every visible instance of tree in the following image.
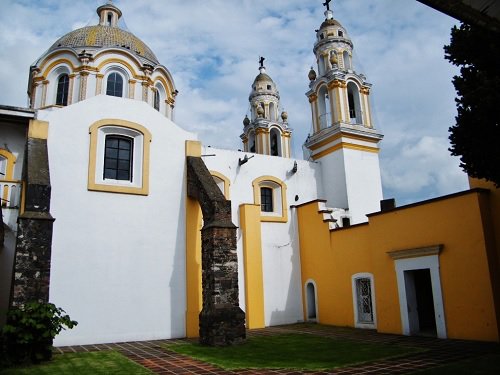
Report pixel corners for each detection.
[444,23,500,186]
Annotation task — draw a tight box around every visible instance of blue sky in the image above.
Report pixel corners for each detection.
[0,0,469,205]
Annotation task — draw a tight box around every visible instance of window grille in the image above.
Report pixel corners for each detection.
[356,278,374,323]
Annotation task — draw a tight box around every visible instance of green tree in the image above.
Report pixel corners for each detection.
[444,23,500,186]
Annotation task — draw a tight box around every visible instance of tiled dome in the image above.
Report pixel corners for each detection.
[47,25,159,65]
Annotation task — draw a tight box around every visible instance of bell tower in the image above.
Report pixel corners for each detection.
[304,2,384,224]
[241,57,292,158]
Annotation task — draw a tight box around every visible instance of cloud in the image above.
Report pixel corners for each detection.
[0,0,469,204]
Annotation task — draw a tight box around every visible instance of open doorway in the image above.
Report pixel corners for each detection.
[404,269,437,337]
[305,280,318,322]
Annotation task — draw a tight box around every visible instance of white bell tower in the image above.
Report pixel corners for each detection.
[304,2,384,224]
[241,57,292,158]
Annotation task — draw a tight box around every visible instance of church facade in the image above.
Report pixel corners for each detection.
[1,2,499,346]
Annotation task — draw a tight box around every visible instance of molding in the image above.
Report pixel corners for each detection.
[312,142,379,160]
[388,245,444,260]
[88,119,151,196]
[252,175,288,223]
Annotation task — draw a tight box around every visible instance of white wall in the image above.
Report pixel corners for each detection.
[39,95,196,345]
[202,147,323,326]
[344,148,383,223]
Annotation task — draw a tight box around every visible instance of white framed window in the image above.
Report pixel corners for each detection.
[104,67,129,98]
[88,119,151,195]
[252,176,287,223]
[352,272,377,329]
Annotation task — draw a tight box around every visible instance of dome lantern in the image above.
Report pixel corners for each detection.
[97,0,122,27]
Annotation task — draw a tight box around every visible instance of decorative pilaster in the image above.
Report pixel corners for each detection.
[68,74,76,105]
[129,79,136,99]
[79,72,89,101]
[95,74,104,96]
[41,80,49,107]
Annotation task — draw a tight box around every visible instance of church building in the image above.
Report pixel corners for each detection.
[1,1,499,346]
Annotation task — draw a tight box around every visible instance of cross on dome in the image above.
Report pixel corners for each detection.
[323,0,332,11]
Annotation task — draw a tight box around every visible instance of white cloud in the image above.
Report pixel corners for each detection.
[0,0,469,204]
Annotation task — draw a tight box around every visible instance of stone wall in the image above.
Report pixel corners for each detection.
[10,138,54,307]
[187,156,246,346]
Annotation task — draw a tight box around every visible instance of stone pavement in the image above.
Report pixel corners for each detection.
[54,324,498,374]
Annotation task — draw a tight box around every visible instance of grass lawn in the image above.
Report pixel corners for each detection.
[164,333,422,370]
[0,351,152,375]
[411,352,500,374]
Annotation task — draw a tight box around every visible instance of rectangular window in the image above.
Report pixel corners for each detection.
[104,135,133,181]
[261,187,273,212]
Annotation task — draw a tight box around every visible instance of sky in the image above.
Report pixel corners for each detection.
[0,0,469,205]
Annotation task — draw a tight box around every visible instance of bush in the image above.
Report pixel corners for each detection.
[1,302,77,365]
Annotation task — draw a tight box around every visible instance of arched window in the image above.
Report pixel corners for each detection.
[343,51,351,70]
[248,131,256,153]
[104,135,133,181]
[338,30,344,37]
[269,102,276,121]
[154,89,160,111]
[106,72,124,97]
[56,74,69,106]
[252,176,288,222]
[318,85,331,129]
[347,82,362,124]
[270,128,281,156]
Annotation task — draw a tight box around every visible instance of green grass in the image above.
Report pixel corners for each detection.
[411,352,500,374]
[164,333,421,370]
[0,351,152,375]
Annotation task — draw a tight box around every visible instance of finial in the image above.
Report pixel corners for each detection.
[258,56,266,74]
[323,0,333,20]
[323,0,332,11]
[308,67,317,81]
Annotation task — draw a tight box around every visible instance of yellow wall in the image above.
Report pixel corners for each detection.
[297,190,499,342]
[240,204,265,329]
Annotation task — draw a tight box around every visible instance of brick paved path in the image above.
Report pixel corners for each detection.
[55,324,498,374]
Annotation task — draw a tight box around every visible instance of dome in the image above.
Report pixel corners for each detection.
[253,72,274,83]
[47,25,159,65]
[319,18,343,30]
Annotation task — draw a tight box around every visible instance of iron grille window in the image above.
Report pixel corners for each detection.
[356,278,374,323]
[261,187,273,212]
[56,74,69,106]
[106,72,123,97]
[104,135,133,181]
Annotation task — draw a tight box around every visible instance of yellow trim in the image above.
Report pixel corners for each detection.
[312,142,379,160]
[0,149,16,181]
[40,58,77,78]
[309,132,379,151]
[96,58,141,79]
[0,149,17,205]
[28,120,49,140]
[153,76,174,100]
[185,196,202,338]
[252,175,288,223]
[88,119,151,195]
[240,204,266,329]
[209,171,230,199]
[185,140,201,157]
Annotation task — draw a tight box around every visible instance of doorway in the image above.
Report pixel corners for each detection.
[305,281,317,321]
[404,269,437,337]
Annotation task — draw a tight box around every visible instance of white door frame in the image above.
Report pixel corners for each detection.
[394,254,447,338]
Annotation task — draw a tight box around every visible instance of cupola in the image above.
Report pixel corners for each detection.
[97,1,122,27]
[240,57,292,158]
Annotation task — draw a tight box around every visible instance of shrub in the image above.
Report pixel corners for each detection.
[1,302,77,365]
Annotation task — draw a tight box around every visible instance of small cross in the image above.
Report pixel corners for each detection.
[323,0,332,11]
[259,56,265,68]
